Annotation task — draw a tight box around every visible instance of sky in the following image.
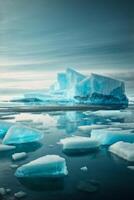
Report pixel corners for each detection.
[0,0,134,72]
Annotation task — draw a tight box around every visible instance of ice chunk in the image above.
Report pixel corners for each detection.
[0,144,16,151]
[80,166,88,171]
[127,166,134,170]
[60,136,100,153]
[87,110,132,119]
[0,121,13,138]
[12,152,27,161]
[0,188,6,195]
[14,191,27,199]
[15,155,68,178]
[2,124,44,145]
[91,129,134,145]
[78,124,109,131]
[109,141,134,161]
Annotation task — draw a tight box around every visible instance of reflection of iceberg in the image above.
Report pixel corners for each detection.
[91,129,134,145]
[3,124,44,145]
[15,155,68,178]
[60,136,100,154]
[109,141,134,161]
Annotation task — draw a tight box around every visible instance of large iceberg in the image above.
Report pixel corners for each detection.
[2,124,44,145]
[109,141,134,162]
[91,129,134,145]
[15,155,68,178]
[60,136,100,154]
[50,68,128,106]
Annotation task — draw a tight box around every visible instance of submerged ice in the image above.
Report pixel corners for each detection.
[15,155,68,178]
[2,124,44,145]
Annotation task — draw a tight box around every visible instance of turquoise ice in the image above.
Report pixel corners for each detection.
[0,121,13,138]
[2,124,44,145]
[15,155,68,178]
[91,129,134,145]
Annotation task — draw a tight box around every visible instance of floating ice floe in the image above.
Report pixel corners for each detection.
[0,144,16,151]
[60,136,100,153]
[127,166,134,170]
[14,191,27,199]
[2,124,44,145]
[84,110,132,119]
[12,152,27,161]
[91,129,134,145]
[80,166,88,171]
[15,155,68,178]
[109,141,134,162]
[78,124,109,131]
[0,121,13,138]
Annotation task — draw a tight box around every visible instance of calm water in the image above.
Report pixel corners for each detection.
[0,107,134,200]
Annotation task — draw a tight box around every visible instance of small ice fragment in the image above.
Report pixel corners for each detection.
[0,188,6,195]
[14,191,27,199]
[80,166,88,171]
[0,144,16,151]
[2,124,44,144]
[15,155,68,178]
[78,125,109,131]
[127,166,134,170]
[60,136,100,153]
[109,142,134,162]
[10,164,19,169]
[12,152,27,161]
[48,144,54,148]
[6,188,11,193]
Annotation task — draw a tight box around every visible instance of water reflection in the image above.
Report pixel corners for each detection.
[18,177,65,191]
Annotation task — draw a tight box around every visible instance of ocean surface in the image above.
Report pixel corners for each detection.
[0,70,134,200]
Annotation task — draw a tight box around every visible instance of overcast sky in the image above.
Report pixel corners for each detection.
[0,0,133,72]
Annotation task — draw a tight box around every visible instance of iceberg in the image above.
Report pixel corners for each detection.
[109,141,134,162]
[2,124,44,145]
[91,129,134,145]
[0,121,13,138]
[75,73,128,106]
[50,68,128,106]
[60,136,100,154]
[15,155,68,178]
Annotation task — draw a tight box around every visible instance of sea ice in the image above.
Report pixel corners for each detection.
[14,191,27,199]
[78,124,109,131]
[109,141,134,161]
[15,155,68,178]
[87,110,132,119]
[91,129,134,145]
[127,166,134,170]
[2,124,44,145]
[12,152,27,161]
[60,136,100,153]
[0,144,16,151]
[0,121,13,138]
